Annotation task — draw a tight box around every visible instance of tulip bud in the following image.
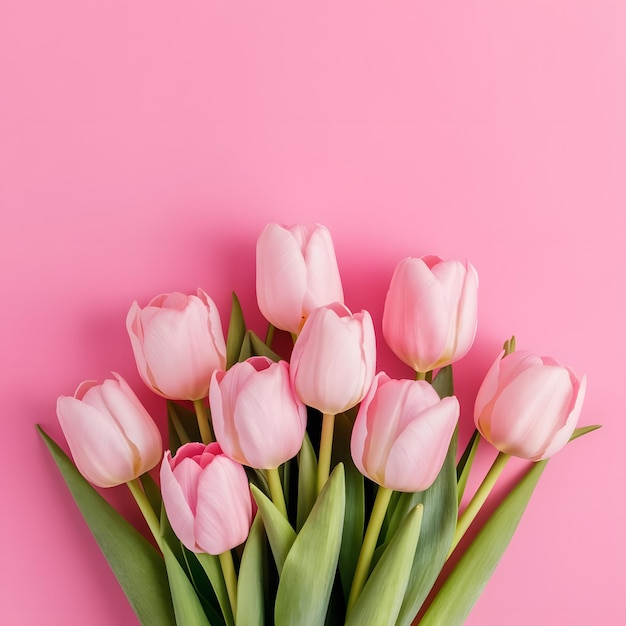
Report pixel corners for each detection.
[256,223,344,334]
[351,373,459,492]
[210,357,308,469]
[56,373,162,488]
[127,289,227,401]
[290,303,376,415]
[382,256,478,373]
[160,442,253,554]
[474,351,586,460]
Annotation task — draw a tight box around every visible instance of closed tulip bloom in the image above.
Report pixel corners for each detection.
[127,289,227,401]
[210,357,308,469]
[56,374,162,488]
[351,373,459,492]
[383,256,478,373]
[256,223,344,334]
[474,351,586,461]
[290,303,376,415]
[160,442,253,554]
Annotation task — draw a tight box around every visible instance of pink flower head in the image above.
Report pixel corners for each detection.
[256,223,344,334]
[383,256,478,373]
[351,373,459,492]
[474,350,586,461]
[127,289,226,401]
[56,373,162,488]
[210,357,307,469]
[290,303,376,415]
[160,442,253,555]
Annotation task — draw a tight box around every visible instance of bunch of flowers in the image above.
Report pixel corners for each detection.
[39,223,597,626]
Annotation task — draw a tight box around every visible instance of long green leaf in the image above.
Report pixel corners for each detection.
[167,400,200,452]
[346,504,424,626]
[431,364,453,399]
[236,515,266,626]
[275,464,346,626]
[226,292,247,369]
[37,426,176,626]
[251,485,297,574]
[248,330,283,362]
[333,411,364,604]
[196,553,235,626]
[296,432,318,531]
[419,459,548,626]
[456,429,480,505]
[163,542,212,626]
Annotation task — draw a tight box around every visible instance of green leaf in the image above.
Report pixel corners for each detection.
[236,515,266,626]
[297,432,318,531]
[226,292,247,369]
[162,542,212,626]
[275,464,346,626]
[457,429,480,505]
[248,330,282,362]
[333,411,364,604]
[346,504,424,626]
[251,485,297,574]
[570,424,601,441]
[431,364,453,399]
[419,459,549,626]
[391,429,459,626]
[37,425,176,626]
[167,401,201,452]
[238,332,253,362]
[196,552,235,626]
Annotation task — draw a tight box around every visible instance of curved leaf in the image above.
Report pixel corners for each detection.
[226,292,247,369]
[236,515,266,626]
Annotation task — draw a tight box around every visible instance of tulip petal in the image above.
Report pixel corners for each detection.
[384,396,459,492]
[256,224,308,333]
[160,452,197,552]
[195,457,252,554]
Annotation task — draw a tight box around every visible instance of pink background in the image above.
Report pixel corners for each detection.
[2,1,624,624]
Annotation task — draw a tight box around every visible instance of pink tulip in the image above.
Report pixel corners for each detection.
[382,256,478,373]
[351,373,459,492]
[127,289,227,401]
[290,303,376,415]
[256,223,344,334]
[56,374,162,488]
[210,357,307,469]
[474,351,586,460]
[160,442,253,554]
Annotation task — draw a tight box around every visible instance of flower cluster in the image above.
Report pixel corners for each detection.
[47,222,593,626]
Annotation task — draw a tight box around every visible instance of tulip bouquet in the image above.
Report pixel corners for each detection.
[38,223,598,626]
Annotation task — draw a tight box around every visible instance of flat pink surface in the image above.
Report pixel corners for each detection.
[2,1,624,624]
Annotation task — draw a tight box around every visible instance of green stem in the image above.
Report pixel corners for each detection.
[219,550,238,620]
[127,478,162,550]
[266,467,288,518]
[265,323,276,348]
[193,398,213,444]
[448,451,510,556]
[347,486,393,613]
[415,370,426,381]
[317,412,336,494]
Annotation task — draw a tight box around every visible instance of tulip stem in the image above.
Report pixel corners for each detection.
[266,467,288,518]
[265,323,276,348]
[127,479,163,551]
[193,398,213,444]
[415,371,426,381]
[219,550,238,620]
[347,485,393,614]
[317,412,336,494]
[448,451,510,557]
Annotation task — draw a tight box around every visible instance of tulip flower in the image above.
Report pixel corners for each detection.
[56,373,162,488]
[290,303,376,415]
[256,223,344,334]
[160,442,253,555]
[210,357,308,470]
[474,350,586,461]
[126,289,227,401]
[382,256,478,374]
[351,373,460,492]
